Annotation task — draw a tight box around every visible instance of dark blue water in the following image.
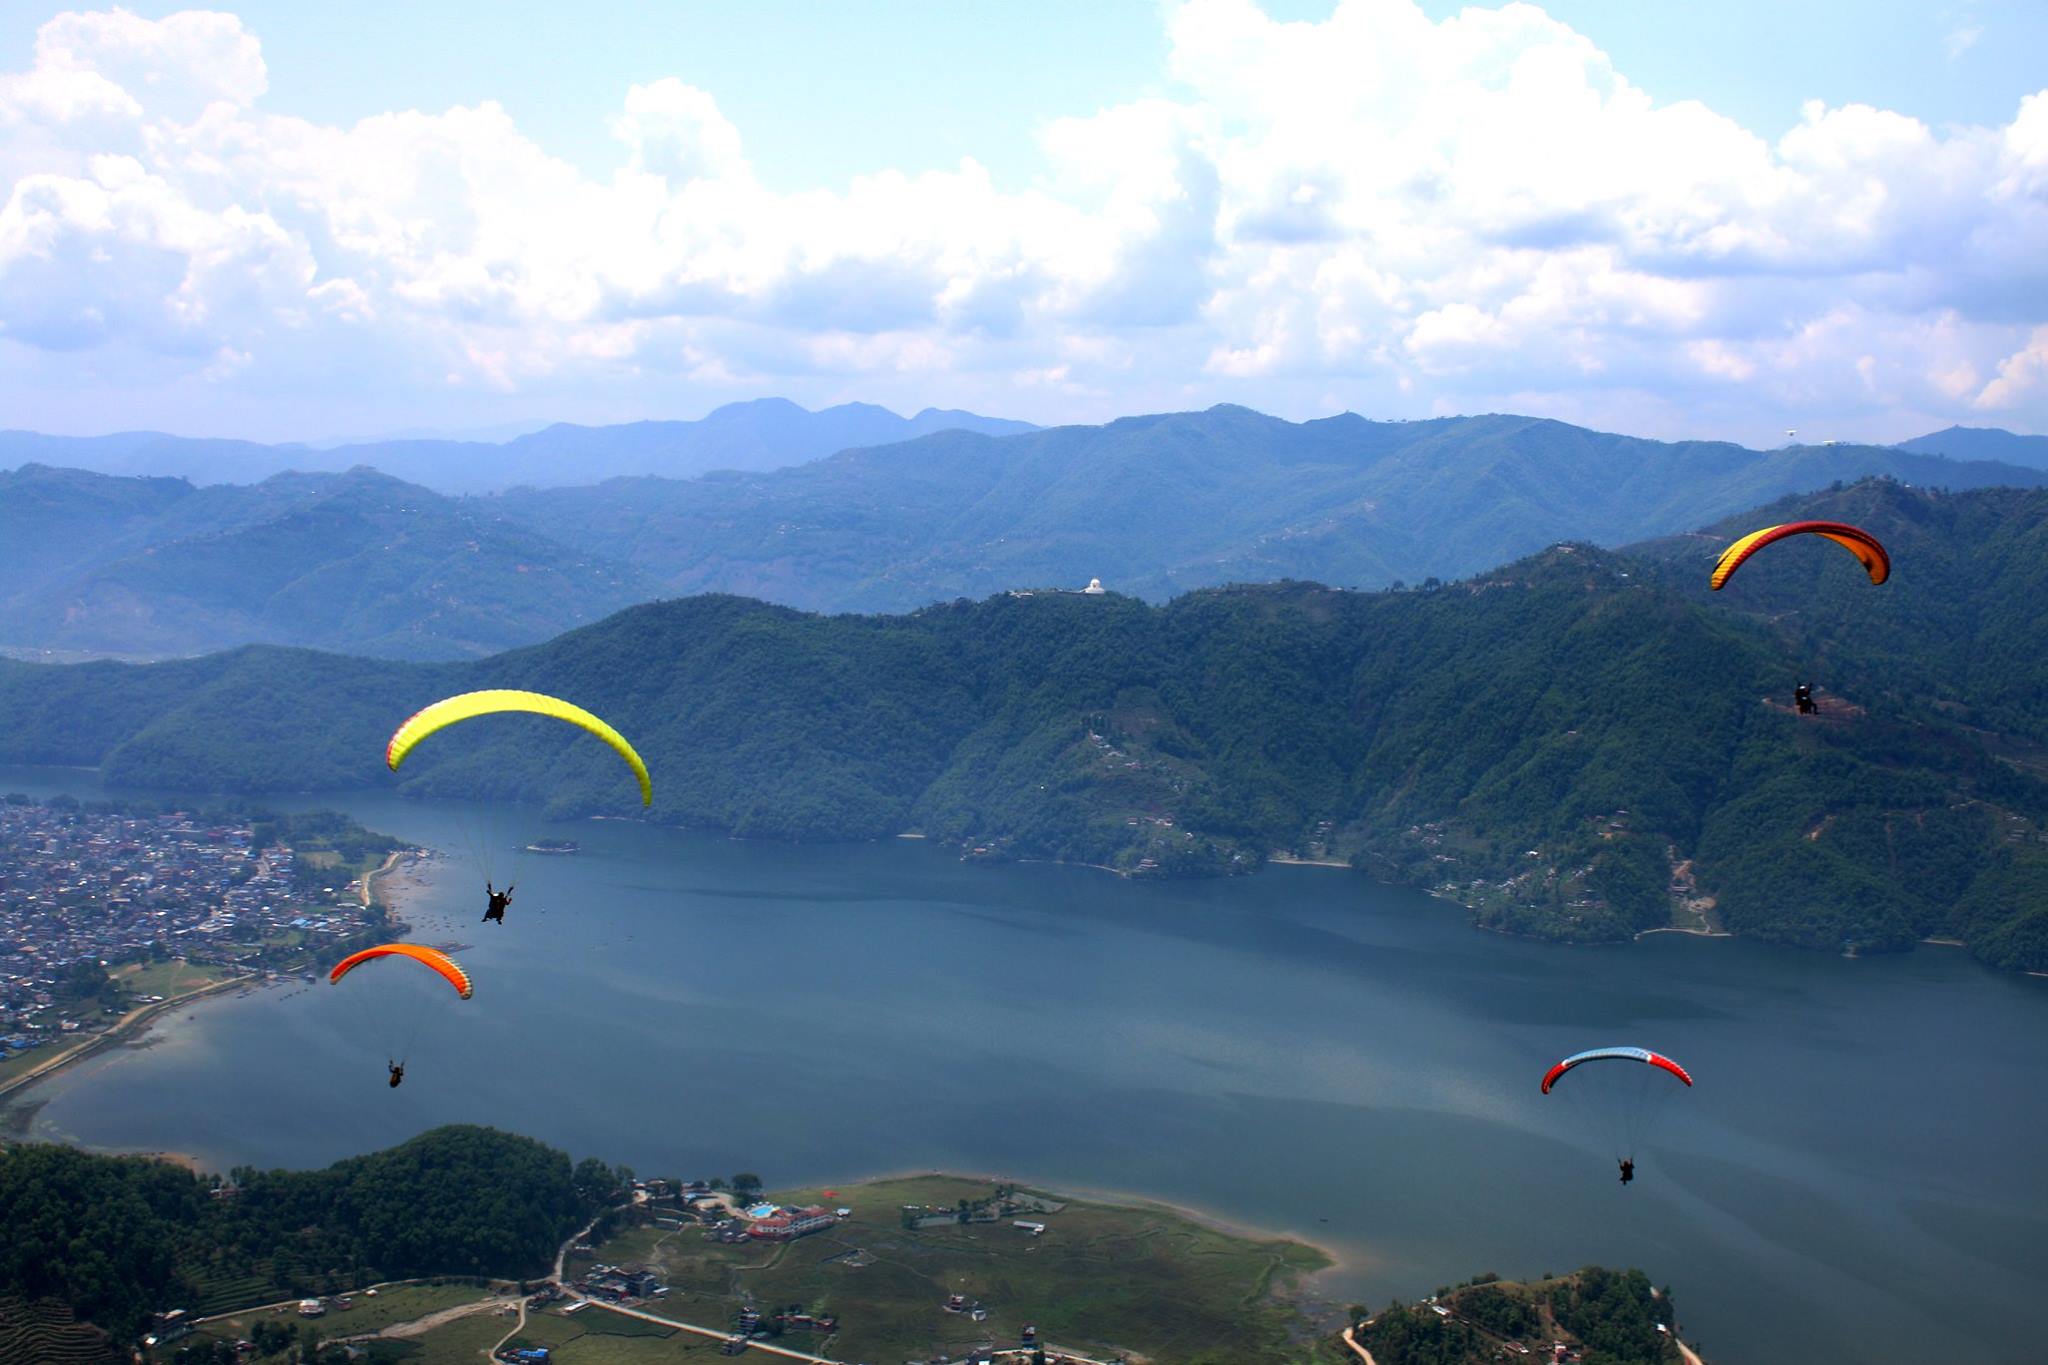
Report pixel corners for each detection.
[7,768,2045,1365]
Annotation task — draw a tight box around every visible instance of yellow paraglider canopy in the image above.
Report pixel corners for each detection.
[385,689,652,805]
[1710,520,1889,592]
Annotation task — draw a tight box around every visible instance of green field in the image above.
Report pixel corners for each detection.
[115,959,236,1000]
[580,1174,1330,1365]
[350,1311,516,1365]
[192,1282,502,1340]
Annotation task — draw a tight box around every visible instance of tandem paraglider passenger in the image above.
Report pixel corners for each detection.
[1618,1158,1635,1185]
[484,881,514,925]
[388,1061,405,1089]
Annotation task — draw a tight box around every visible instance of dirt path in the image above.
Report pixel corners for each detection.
[360,850,405,907]
[381,1295,522,1339]
[1341,1323,1377,1364]
[1676,1340,1706,1365]
[553,1204,621,1283]
[491,1294,529,1357]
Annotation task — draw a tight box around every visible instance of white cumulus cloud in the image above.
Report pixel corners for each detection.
[0,0,2043,442]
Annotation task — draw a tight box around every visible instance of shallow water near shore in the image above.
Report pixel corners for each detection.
[6,766,2046,1365]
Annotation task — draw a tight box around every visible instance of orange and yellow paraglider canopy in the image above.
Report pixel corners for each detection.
[1710,520,1889,591]
[328,943,473,999]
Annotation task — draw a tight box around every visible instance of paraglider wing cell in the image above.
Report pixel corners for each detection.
[385,689,652,805]
[1540,1046,1692,1094]
[1709,521,1890,591]
[328,943,474,999]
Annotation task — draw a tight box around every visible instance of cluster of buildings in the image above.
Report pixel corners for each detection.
[746,1205,838,1240]
[572,1263,666,1303]
[0,800,379,1045]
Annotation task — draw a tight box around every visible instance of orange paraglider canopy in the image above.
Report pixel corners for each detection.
[1710,520,1889,591]
[328,943,473,999]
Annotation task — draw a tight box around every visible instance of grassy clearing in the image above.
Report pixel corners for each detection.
[187,1282,501,1350]
[355,1311,510,1365]
[0,1045,58,1086]
[115,959,235,1000]
[593,1174,1329,1365]
[321,1283,507,1335]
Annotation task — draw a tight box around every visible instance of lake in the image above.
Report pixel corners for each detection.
[6,767,2045,1365]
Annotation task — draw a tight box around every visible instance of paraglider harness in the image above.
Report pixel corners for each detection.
[1794,683,1816,715]
[1618,1158,1634,1185]
[388,1061,404,1088]
[484,882,513,924]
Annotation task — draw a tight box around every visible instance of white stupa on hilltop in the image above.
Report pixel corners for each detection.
[1082,577,1105,595]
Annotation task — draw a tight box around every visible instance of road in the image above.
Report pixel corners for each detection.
[590,1299,847,1363]
[488,1293,529,1357]
[1341,1323,1378,1365]
[359,849,406,907]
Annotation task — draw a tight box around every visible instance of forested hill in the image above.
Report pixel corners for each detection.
[0,1126,612,1343]
[3,480,2046,969]
[0,464,662,660]
[491,405,2048,612]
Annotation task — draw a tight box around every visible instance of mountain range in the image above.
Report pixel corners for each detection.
[491,407,2048,613]
[4,407,2043,661]
[0,464,660,660]
[1894,425,2048,469]
[5,478,2044,971]
[0,398,1037,493]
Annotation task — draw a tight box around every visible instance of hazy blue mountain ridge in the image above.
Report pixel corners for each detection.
[1896,425,2048,469]
[0,398,1037,493]
[0,466,664,660]
[492,405,2048,611]
[7,406,2043,661]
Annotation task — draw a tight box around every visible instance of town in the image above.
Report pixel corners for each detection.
[0,795,397,1068]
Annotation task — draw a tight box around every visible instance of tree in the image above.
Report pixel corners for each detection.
[573,1157,618,1204]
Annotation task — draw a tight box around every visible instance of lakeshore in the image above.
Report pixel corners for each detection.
[0,825,428,1118]
[5,773,2047,1365]
[0,972,247,1110]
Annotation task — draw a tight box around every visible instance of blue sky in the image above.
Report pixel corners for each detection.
[1,1,2044,444]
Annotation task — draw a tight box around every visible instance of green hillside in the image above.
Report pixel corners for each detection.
[0,1126,603,1343]
[3,480,2045,968]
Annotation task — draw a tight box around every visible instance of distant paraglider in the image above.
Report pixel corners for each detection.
[1709,521,1889,591]
[329,943,473,1086]
[385,689,652,915]
[1543,1047,1693,1179]
[1541,1046,1692,1094]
